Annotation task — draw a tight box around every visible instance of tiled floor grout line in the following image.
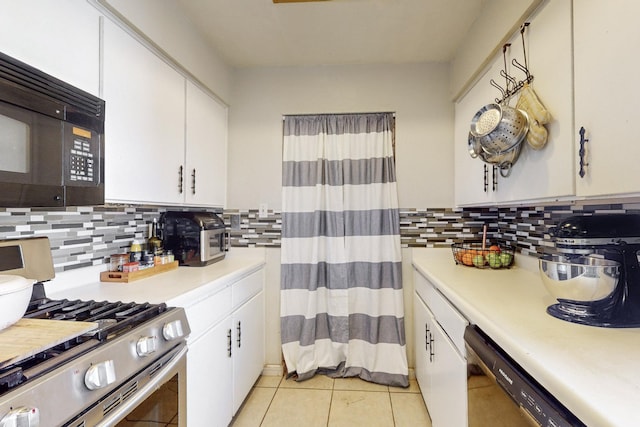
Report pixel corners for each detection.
[387,389,396,427]
[326,382,334,427]
[233,376,427,427]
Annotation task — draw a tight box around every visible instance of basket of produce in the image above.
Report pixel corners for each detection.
[451,242,514,269]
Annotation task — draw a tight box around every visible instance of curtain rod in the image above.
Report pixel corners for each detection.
[282,112,396,120]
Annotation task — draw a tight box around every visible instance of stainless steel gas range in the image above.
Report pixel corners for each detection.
[0,237,190,426]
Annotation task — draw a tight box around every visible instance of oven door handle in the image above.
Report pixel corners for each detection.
[93,344,188,427]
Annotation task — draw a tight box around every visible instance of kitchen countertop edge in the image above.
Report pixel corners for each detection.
[46,252,266,310]
[411,248,636,427]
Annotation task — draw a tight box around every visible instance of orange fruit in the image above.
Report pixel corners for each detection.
[462,252,474,266]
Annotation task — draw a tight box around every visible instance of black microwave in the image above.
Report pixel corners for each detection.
[0,51,105,207]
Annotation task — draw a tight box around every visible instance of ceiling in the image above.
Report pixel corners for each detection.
[175,0,486,68]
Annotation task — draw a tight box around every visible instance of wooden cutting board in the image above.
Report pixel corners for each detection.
[0,318,98,368]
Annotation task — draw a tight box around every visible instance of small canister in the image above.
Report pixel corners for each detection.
[141,251,155,269]
[110,254,129,272]
[122,261,140,273]
[130,239,143,262]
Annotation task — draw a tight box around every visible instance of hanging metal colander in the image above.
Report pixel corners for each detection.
[470,103,529,155]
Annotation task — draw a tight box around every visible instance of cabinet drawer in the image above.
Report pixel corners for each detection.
[232,269,264,310]
[185,286,232,342]
[414,270,468,355]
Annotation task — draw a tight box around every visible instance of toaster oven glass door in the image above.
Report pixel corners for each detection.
[202,229,226,263]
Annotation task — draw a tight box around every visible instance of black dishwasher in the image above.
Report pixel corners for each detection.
[464,325,585,427]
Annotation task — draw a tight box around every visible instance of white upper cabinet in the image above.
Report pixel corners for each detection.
[185,81,228,207]
[103,19,227,207]
[454,62,502,206]
[454,0,574,206]
[574,0,640,198]
[103,19,186,205]
[0,0,100,96]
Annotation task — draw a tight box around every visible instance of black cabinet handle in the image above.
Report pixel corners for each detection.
[178,165,184,194]
[492,166,498,191]
[425,323,429,351]
[483,165,488,193]
[579,127,589,178]
[428,332,435,362]
[191,168,196,195]
[237,321,242,348]
[227,329,232,357]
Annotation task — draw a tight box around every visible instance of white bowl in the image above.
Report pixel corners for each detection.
[539,255,620,303]
[0,275,34,331]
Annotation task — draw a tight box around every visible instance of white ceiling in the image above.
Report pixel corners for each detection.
[176,0,486,68]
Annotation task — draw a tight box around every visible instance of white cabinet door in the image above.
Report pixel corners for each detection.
[0,0,100,95]
[574,0,640,198]
[232,291,265,413]
[414,292,432,419]
[454,0,574,206]
[429,313,468,427]
[185,81,227,207]
[187,318,233,427]
[454,62,499,206]
[103,19,186,205]
[491,0,574,203]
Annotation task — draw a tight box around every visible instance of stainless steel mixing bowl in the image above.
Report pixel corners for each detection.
[539,254,620,302]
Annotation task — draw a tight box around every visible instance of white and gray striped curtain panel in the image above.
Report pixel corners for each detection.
[280,112,408,387]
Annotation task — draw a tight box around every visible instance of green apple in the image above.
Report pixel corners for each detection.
[472,254,485,267]
[499,253,513,266]
[486,252,502,268]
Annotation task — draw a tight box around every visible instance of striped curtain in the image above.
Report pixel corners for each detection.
[280,113,408,387]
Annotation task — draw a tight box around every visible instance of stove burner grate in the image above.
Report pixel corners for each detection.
[24,299,168,341]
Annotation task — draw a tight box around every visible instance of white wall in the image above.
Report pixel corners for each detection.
[227,62,454,211]
[227,63,454,371]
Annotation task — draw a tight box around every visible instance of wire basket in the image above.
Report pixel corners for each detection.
[451,242,515,269]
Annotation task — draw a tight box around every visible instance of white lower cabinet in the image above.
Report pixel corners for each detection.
[414,269,468,427]
[188,316,234,426]
[184,268,265,427]
[232,292,265,414]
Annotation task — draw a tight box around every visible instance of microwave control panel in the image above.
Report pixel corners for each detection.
[67,126,97,184]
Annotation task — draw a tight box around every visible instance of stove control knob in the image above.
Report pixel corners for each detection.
[84,360,116,390]
[0,407,40,427]
[136,335,158,356]
[163,320,185,341]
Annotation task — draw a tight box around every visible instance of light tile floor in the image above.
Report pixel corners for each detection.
[230,375,432,427]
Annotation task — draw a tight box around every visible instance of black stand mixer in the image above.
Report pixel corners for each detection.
[545,213,640,327]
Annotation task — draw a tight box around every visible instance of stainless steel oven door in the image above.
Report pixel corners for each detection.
[67,342,188,427]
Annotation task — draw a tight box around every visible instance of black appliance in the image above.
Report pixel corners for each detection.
[546,213,640,327]
[160,211,227,266]
[465,325,585,427]
[0,51,105,207]
[0,237,190,426]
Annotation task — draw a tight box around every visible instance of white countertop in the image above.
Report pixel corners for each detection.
[412,248,640,427]
[46,249,266,309]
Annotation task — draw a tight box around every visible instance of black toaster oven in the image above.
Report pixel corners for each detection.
[160,211,227,266]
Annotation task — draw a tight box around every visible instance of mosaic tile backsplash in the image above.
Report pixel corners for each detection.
[1,203,639,272]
